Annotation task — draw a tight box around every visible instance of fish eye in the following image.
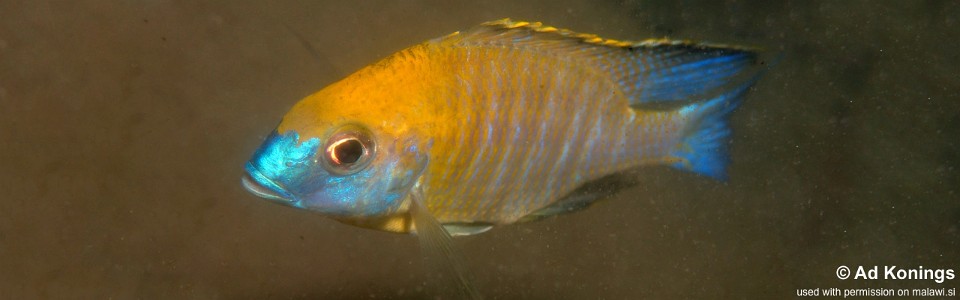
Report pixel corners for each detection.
[321,125,375,176]
[330,138,364,164]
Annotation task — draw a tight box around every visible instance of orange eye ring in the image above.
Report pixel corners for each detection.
[320,125,376,176]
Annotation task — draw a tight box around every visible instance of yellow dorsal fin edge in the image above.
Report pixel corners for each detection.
[478,18,762,52]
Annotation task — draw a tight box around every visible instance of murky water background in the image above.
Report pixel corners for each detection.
[1,1,957,298]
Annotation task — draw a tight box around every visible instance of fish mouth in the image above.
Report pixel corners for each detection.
[242,164,296,204]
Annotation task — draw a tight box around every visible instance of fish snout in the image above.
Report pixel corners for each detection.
[241,166,297,205]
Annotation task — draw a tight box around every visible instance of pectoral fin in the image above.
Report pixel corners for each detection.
[408,185,483,300]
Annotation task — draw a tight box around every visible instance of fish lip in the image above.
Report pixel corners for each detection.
[242,164,296,204]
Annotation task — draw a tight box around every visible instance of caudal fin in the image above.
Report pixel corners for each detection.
[626,44,768,180]
[669,82,755,180]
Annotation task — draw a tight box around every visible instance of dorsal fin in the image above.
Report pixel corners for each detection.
[437,19,764,110]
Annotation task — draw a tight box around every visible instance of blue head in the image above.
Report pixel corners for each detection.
[242,123,427,219]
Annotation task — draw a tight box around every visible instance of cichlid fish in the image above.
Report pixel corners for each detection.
[244,18,765,287]
[243,18,765,298]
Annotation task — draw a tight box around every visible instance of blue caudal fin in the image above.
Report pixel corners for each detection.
[669,82,755,180]
[616,43,768,180]
[634,45,770,180]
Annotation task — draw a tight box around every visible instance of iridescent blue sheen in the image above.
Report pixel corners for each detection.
[634,50,753,106]
[670,72,756,180]
[244,130,321,207]
[244,130,423,218]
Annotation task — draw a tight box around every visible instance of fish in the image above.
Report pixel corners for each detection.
[242,19,766,298]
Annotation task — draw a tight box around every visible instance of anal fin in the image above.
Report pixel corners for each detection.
[442,223,494,236]
[520,173,636,223]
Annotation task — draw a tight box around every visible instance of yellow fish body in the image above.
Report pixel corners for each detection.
[242,19,763,235]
